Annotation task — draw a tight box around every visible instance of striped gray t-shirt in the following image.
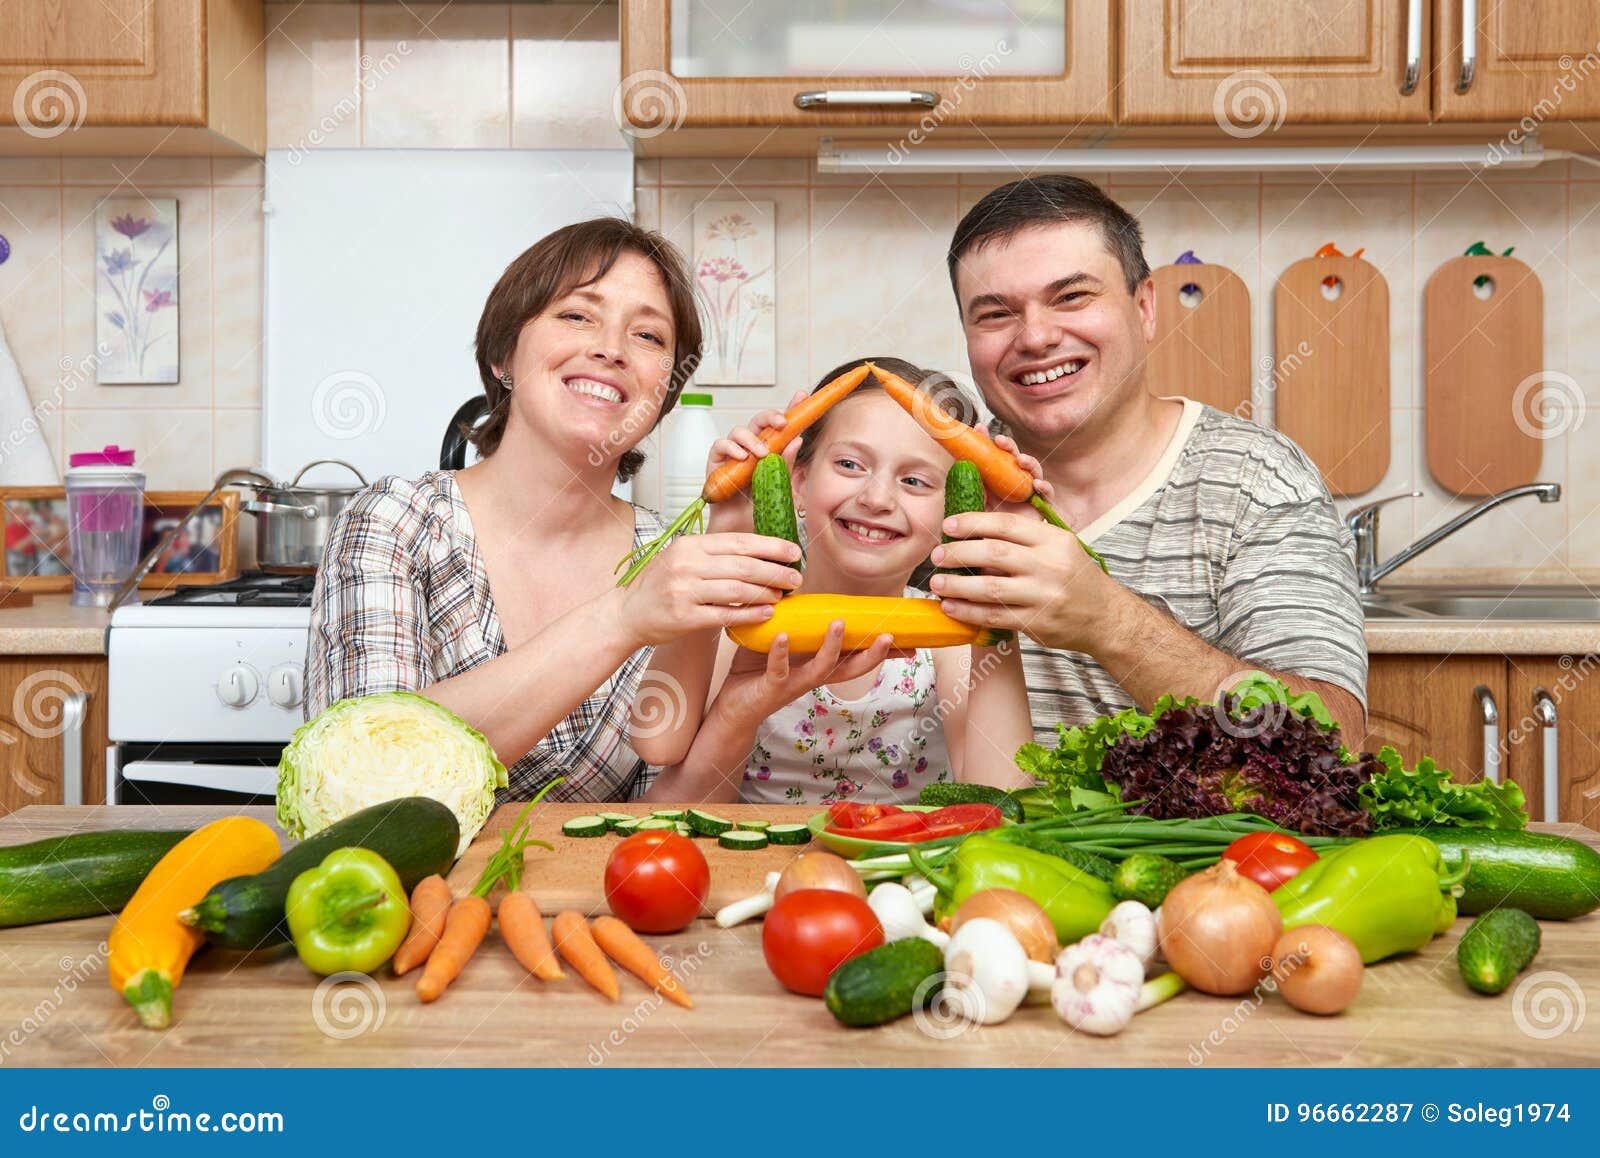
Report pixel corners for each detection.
[1022,399,1368,738]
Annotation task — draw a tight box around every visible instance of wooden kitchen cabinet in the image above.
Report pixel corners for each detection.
[1120,0,1431,125]
[0,657,106,816]
[1364,655,1506,783]
[1505,656,1600,829]
[1434,0,1600,122]
[620,0,1113,153]
[0,0,263,155]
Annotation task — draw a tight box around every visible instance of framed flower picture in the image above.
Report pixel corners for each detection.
[691,200,776,385]
[95,197,179,384]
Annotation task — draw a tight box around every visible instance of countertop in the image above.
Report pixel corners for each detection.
[1,803,1596,1068]
[0,595,109,656]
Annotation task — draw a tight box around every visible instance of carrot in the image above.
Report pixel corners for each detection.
[392,874,453,977]
[616,362,874,585]
[865,361,1108,572]
[591,916,693,1009]
[551,911,620,1001]
[415,895,491,1003]
[498,891,565,981]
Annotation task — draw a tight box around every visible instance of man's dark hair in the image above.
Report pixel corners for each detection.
[947,175,1152,302]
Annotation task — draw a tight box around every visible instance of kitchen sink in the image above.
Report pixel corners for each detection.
[1362,587,1600,622]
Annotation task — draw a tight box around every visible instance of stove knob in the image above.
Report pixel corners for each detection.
[267,665,303,710]
[217,665,259,708]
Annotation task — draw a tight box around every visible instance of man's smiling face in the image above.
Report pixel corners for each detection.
[955,221,1157,449]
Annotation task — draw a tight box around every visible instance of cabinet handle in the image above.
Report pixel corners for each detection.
[1457,0,1478,93]
[1474,684,1500,785]
[1401,0,1423,95]
[1534,687,1558,822]
[794,90,938,109]
[60,691,87,807]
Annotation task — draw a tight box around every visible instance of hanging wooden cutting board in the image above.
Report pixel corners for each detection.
[1272,256,1391,497]
[1146,263,1252,417]
[1424,256,1545,496]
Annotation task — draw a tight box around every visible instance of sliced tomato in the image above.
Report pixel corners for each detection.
[836,811,931,842]
[920,803,1005,839]
[1223,831,1318,891]
[825,801,899,830]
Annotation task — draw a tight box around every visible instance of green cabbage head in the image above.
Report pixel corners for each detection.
[278,691,507,857]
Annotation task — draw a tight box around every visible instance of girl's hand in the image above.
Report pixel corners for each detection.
[704,390,809,534]
[711,622,901,728]
[618,532,802,648]
[989,433,1054,517]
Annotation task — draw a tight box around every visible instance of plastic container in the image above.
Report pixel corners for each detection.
[65,445,145,607]
[662,392,718,516]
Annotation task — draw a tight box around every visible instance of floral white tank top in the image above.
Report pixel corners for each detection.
[740,649,952,806]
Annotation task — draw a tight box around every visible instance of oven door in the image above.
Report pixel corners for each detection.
[109,743,280,806]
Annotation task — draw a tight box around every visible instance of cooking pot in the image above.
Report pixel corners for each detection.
[243,459,370,571]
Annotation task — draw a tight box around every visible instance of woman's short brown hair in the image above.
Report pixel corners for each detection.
[470,217,702,482]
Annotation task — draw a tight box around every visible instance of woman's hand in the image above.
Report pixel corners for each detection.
[617,531,802,648]
[989,434,1053,517]
[704,390,809,534]
[710,622,901,729]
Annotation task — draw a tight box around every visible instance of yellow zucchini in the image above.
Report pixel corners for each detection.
[108,815,282,1029]
[726,594,1011,653]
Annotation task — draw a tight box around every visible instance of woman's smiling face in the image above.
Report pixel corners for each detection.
[498,250,677,473]
[793,392,954,584]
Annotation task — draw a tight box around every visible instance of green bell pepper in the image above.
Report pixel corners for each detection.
[1273,834,1467,964]
[909,832,1115,944]
[285,847,412,976]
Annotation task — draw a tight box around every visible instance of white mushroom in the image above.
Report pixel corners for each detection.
[867,882,949,947]
[1099,900,1160,974]
[1051,933,1145,1036]
[942,918,1031,1026]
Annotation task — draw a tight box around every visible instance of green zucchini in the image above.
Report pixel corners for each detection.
[825,938,946,1027]
[752,453,802,569]
[936,461,985,577]
[767,824,812,846]
[0,829,190,928]
[916,782,1025,823]
[1395,828,1600,919]
[181,797,458,951]
[1457,908,1541,995]
[1111,852,1189,908]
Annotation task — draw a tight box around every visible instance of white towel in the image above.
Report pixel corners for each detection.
[0,316,60,485]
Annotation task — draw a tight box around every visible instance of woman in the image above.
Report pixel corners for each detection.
[305,217,801,801]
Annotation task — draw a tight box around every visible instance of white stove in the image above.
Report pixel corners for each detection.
[106,572,315,804]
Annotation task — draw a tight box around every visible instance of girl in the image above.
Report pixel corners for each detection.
[632,357,1038,805]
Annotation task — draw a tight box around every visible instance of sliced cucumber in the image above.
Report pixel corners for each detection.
[719,830,769,851]
[612,819,643,836]
[562,816,609,838]
[675,822,694,838]
[597,812,634,830]
[686,808,734,836]
[636,818,677,831]
[735,819,771,832]
[767,824,811,846]
[651,809,686,821]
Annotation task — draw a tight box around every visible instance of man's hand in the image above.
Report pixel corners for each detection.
[929,511,1134,653]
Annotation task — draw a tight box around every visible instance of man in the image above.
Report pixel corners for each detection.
[930,176,1368,742]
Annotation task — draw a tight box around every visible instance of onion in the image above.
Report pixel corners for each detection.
[1157,859,1282,995]
[773,851,866,901]
[1270,925,1363,1015]
[950,889,1058,963]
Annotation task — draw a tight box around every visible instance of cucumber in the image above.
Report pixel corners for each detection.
[767,823,812,846]
[650,809,685,822]
[719,830,769,851]
[182,797,459,951]
[735,819,771,832]
[675,822,694,838]
[936,461,986,577]
[1111,852,1189,908]
[987,827,1115,882]
[1395,828,1600,919]
[562,816,609,838]
[597,812,634,830]
[825,937,946,1027]
[916,782,1025,823]
[0,829,190,928]
[1457,908,1541,995]
[636,818,677,831]
[752,453,802,569]
[686,808,734,837]
[612,819,642,836]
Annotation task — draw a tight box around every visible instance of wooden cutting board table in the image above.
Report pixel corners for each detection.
[2,804,1597,1068]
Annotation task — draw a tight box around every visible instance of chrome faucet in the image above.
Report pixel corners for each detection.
[1347,482,1562,594]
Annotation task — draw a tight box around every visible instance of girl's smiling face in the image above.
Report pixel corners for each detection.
[792,392,954,587]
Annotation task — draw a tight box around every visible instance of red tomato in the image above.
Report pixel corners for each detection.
[1223,831,1319,891]
[603,832,710,933]
[840,811,931,842]
[825,801,899,830]
[920,803,1005,839]
[762,889,884,996]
